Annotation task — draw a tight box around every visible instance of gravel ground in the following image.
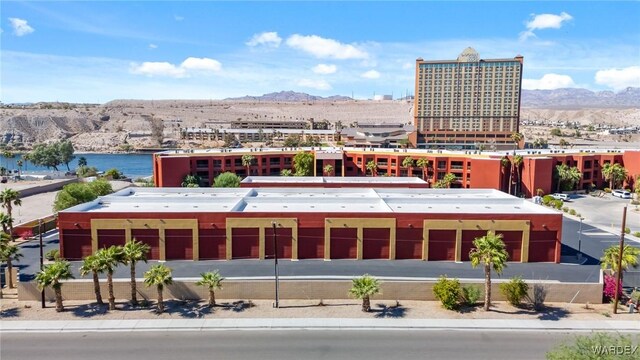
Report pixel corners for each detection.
[1,297,635,321]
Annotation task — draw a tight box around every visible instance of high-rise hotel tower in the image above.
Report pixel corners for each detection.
[412,48,523,149]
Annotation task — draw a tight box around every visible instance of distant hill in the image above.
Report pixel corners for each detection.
[522,87,640,108]
[225,90,352,102]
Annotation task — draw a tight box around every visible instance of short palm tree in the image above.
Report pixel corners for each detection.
[0,236,22,289]
[601,244,640,276]
[242,154,255,176]
[122,238,150,306]
[196,270,224,307]
[348,274,381,312]
[511,132,523,150]
[0,188,22,238]
[365,160,377,177]
[512,155,524,196]
[35,260,74,312]
[144,264,173,314]
[442,173,457,188]
[79,254,105,305]
[602,163,627,189]
[416,158,430,180]
[323,164,334,176]
[469,232,509,311]
[402,156,414,176]
[280,169,292,176]
[96,246,125,310]
[0,213,12,234]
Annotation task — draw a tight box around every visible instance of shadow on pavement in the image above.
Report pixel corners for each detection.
[219,300,253,313]
[0,307,21,318]
[164,300,212,318]
[372,303,407,318]
[70,303,109,318]
[458,305,479,314]
[537,306,570,321]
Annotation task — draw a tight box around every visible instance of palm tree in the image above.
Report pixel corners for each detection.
[122,238,150,306]
[602,163,627,190]
[348,274,381,312]
[78,156,88,168]
[510,132,523,150]
[442,173,457,188]
[280,169,292,176]
[0,234,22,289]
[144,264,173,314]
[501,157,512,194]
[241,154,255,176]
[0,213,12,234]
[416,158,430,180]
[512,155,524,196]
[601,244,640,276]
[16,159,23,178]
[79,254,105,305]
[35,260,74,312]
[559,138,570,148]
[402,156,414,176]
[0,188,21,239]
[323,164,334,177]
[469,232,509,311]
[196,270,224,307]
[555,164,582,192]
[96,246,125,310]
[366,160,377,177]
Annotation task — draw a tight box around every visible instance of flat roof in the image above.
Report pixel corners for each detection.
[62,187,558,215]
[241,176,427,184]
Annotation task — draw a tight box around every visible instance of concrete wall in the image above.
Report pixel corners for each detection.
[17,178,78,198]
[18,278,603,304]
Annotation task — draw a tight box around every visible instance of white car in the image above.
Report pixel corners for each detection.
[612,189,632,199]
[551,193,570,201]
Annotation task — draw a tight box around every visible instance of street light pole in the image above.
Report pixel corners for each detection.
[577,217,583,259]
[272,221,279,308]
[39,219,45,309]
[613,206,627,314]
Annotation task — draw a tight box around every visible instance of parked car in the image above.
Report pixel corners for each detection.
[612,189,632,199]
[551,193,570,201]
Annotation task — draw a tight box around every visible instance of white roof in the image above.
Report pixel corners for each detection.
[241,176,427,184]
[61,187,557,215]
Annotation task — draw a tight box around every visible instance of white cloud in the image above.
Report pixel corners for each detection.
[174,15,184,21]
[9,18,35,36]
[595,66,640,91]
[522,73,576,90]
[148,44,158,49]
[296,78,332,90]
[360,70,381,79]
[286,34,368,59]
[130,57,221,78]
[246,31,282,48]
[312,64,337,74]
[520,12,572,41]
[402,62,413,70]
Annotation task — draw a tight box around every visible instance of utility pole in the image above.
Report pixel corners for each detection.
[39,219,45,308]
[577,217,583,260]
[272,221,279,308]
[613,206,627,314]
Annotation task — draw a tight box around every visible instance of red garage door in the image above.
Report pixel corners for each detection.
[199,229,226,260]
[97,229,125,249]
[165,229,193,260]
[396,228,423,260]
[428,230,456,261]
[264,227,292,259]
[298,228,324,259]
[528,230,558,262]
[461,230,488,261]
[232,228,259,259]
[330,228,357,259]
[363,228,390,259]
[131,229,160,260]
[496,231,522,262]
[61,229,92,260]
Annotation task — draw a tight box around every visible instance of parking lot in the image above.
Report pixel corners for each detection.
[561,192,640,238]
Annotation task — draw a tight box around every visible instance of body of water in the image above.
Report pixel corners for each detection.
[1,153,154,180]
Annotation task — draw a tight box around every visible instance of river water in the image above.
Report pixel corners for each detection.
[1,153,154,180]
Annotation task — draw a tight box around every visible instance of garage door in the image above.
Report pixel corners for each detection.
[428,230,456,261]
[97,229,125,249]
[231,228,259,259]
[362,228,390,259]
[131,229,160,260]
[61,229,92,260]
[199,229,226,260]
[395,228,423,260]
[528,230,558,262]
[165,229,193,260]
[496,231,522,262]
[330,228,357,259]
[264,227,292,259]
[461,230,488,262]
[298,228,324,259]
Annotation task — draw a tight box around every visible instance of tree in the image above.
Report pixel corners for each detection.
[293,152,314,176]
[402,156,414,175]
[365,160,377,177]
[501,157,512,194]
[0,213,12,234]
[469,232,509,311]
[283,134,302,147]
[88,179,113,196]
[196,270,224,307]
[558,138,570,148]
[95,246,125,310]
[104,168,123,180]
[27,143,62,171]
[35,260,74,312]
[78,156,88,167]
[0,234,22,289]
[213,172,241,187]
[0,188,21,238]
[280,169,292,176]
[76,166,98,177]
[79,254,105,305]
[323,164,334,176]
[53,183,98,212]
[510,132,523,150]
[122,238,151,306]
[600,244,640,276]
[550,128,562,137]
[144,264,173,314]
[57,140,76,171]
[241,154,255,176]
[512,155,524,196]
[416,158,430,180]
[16,159,23,178]
[555,164,582,192]
[348,274,381,312]
[181,174,201,188]
[602,163,627,189]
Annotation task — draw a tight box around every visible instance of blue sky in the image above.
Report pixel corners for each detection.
[1,1,639,103]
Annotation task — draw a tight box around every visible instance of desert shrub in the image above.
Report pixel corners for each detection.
[531,284,547,311]
[604,188,612,193]
[87,179,113,196]
[45,249,61,261]
[553,199,563,209]
[103,168,123,179]
[499,276,529,307]
[542,195,554,206]
[76,165,98,178]
[562,207,569,213]
[546,333,640,359]
[625,227,631,234]
[433,276,461,310]
[633,232,640,238]
[569,209,577,215]
[631,290,640,304]
[461,285,481,306]
[603,274,622,301]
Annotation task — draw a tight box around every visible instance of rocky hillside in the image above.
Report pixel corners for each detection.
[522,87,640,108]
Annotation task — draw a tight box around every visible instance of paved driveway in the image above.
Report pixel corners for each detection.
[563,193,640,239]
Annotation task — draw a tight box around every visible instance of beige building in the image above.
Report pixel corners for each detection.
[412,48,523,149]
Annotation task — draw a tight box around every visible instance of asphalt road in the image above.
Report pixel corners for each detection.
[0,330,576,360]
[7,215,639,286]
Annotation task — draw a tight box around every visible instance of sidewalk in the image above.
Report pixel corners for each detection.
[2,318,640,333]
